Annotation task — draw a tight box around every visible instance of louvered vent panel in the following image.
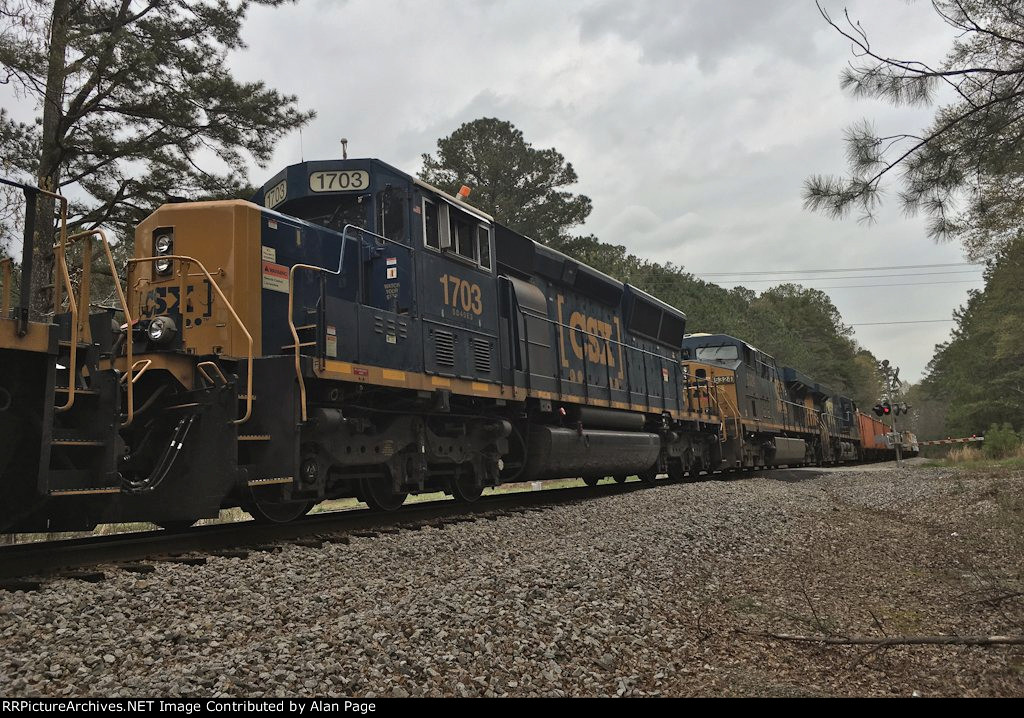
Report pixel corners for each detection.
[435,330,456,368]
[472,338,492,375]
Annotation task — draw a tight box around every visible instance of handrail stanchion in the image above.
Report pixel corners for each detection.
[0,257,11,317]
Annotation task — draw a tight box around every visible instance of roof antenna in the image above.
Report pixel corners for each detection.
[299,128,304,162]
[341,137,348,160]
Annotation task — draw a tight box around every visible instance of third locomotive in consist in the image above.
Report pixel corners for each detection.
[0,158,915,534]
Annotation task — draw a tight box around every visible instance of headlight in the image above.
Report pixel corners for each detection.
[147,316,177,344]
[154,232,173,275]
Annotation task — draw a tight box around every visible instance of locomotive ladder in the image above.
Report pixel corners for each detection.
[46,226,137,496]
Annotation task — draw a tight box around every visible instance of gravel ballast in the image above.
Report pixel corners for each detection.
[1,464,1022,697]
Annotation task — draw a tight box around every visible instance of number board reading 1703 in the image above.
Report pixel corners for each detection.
[309,170,370,193]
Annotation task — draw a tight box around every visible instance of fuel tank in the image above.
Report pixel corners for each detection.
[770,437,807,465]
[564,406,647,432]
[520,425,661,481]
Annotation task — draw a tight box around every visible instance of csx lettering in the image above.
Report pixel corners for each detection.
[439,274,482,315]
[144,284,213,318]
[568,312,615,366]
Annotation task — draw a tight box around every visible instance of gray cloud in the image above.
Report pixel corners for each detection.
[578,1,823,70]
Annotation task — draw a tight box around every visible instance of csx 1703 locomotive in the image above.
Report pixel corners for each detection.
[0,159,913,534]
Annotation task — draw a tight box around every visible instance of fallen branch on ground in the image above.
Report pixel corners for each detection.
[742,631,1024,647]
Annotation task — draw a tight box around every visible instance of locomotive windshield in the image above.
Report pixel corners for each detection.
[280,194,369,232]
[695,345,739,362]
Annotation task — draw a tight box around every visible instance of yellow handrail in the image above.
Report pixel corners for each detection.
[197,360,228,386]
[0,257,11,317]
[689,381,740,442]
[60,229,135,423]
[128,255,253,425]
[287,263,327,423]
[120,360,152,385]
[49,196,78,413]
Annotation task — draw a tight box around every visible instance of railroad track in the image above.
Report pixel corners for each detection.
[0,464,853,588]
[0,480,658,586]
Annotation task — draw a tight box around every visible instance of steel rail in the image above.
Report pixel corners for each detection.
[0,480,661,580]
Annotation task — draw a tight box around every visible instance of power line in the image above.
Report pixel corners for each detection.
[710,268,982,283]
[803,279,983,289]
[696,262,980,277]
[850,319,956,326]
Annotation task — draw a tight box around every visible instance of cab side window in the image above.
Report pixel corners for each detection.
[477,224,491,269]
[451,212,477,261]
[423,199,439,249]
[381,192,408,243]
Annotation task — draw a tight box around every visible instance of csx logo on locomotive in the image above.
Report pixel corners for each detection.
[143,284,213,319]
[568,311,615,365]
[557,295,622,368]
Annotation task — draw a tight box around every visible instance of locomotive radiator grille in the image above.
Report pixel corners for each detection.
[472,337,492,375]
[435,329,456,368]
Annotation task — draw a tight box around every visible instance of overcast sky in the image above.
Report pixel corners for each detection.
[4,0,976,381]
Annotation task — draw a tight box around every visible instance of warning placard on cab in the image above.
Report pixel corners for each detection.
[262,261,289,293]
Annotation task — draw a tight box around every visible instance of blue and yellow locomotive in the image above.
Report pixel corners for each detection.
[0,158,726,532]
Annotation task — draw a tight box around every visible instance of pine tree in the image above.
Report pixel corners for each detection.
[0,0,314,314]
[804,1,1024,259]
[420,118,592,244]
[923,237,1024,433]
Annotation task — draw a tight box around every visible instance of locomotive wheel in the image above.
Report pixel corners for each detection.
[582,476,601,487]
[245,498,314,524]
[450,470,484,503]
[667,459,684,482]
[686,458,704,482]
[638,465,659,485]
[359,476,408,511]
[612,475,628,484]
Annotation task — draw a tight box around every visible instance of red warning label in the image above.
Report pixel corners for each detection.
[262,261,289,293]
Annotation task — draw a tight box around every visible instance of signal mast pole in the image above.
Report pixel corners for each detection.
[880,359,902,467]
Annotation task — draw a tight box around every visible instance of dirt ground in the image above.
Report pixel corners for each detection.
[678,461,1024,696]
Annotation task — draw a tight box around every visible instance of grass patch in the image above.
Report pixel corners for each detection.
[920,444,1024,470]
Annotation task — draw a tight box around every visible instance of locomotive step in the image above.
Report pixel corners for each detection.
[54,386,99,395]
[246,476,293,487]
[49,487,120,496]
[51,438,106,447]
[238,434,271,441]
[46,468,121,495]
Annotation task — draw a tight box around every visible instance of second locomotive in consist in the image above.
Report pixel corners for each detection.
[0,158,914,534]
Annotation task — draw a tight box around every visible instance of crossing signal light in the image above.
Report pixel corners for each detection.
[872,404,885,417]
[882,401,892,415]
